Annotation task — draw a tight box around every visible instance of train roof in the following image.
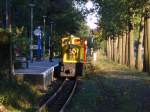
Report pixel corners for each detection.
[62,35,80,39]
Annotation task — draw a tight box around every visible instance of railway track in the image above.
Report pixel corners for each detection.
[38,79,77,112]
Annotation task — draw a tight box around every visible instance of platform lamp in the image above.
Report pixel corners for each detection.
[29,3,35,62]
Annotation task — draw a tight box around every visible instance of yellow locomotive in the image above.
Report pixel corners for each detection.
[59,35,87,77]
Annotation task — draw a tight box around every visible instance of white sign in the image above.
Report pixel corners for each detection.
[30,45,38,49]
[32,45,38,49]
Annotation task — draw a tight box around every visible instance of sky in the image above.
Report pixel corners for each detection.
[73,0,99,30]
[85,0,99,29]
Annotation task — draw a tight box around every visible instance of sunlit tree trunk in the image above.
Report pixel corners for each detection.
[106,37,109,57]
[113,37,118,62]
[111,38,114,60]
[106,37,110,59]
[136,15,144,71]
[118,35,122,64]
[128,21,135,68]
[107,37,111,59]
[122,32,126,64]
[125,30,129,65]
[116,37,119,62]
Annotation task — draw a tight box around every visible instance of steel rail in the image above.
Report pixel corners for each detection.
[59,80,77,112]
[38,80,67,112]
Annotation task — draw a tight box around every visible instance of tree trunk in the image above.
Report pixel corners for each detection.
[118,35,122,64]
[106,37,109,58]
[129,22,135,68]
[108,37,111,59]
[113,37,118,62]
[106,37,111,59]
[116,37,119,62]
[136,15,144,71]
[125,30,129,65]
[9,38,14,79]
[143,16,149,72]
[122,32,126,64]
[111,38,114,60]
[147,15,150,73]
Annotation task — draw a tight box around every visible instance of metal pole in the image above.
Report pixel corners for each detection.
[48,36,50,61]
[30,7,33,62]
[5,0,8,28]
[6,0,14,76]
[43,16,46,59]
[29,3,35,62]
[49,21,53,61]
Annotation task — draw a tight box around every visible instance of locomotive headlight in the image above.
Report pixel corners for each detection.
[71,35,74,38]
[84,40,87,45]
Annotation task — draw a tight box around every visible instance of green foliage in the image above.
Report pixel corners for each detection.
[76,22,90,38]
[0,0,87,59]
[96,0,148,38]
[34,0,84,35]
[0,96,7,105]
[0,29,11,43]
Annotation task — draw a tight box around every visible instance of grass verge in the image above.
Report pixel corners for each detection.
[66,51,150,112]
[0,77,41,112]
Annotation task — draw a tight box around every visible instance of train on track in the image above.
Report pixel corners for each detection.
[55,35,87,78]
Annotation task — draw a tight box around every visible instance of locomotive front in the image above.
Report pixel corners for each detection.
[60,35,87,77]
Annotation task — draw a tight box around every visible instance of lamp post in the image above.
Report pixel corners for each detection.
[5,0,8,28]
[29,3,35,62]
[49,21,54,61]
[5,0,12,32]
[43,16,47,59]
[50,21,54,38]
[5,0,14,76]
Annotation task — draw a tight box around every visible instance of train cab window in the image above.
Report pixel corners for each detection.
[66,47,79,61]
[74,39,80,45]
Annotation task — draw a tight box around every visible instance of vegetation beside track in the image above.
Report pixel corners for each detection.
[0,76,42,112]
[66,51,150,112]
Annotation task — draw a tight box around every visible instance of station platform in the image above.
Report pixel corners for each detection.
[14,59,60,90]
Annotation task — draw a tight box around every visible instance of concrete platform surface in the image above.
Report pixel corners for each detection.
[14,59,60,75]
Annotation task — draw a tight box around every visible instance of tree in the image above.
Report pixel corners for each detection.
[136,13,144,71]
[96,0,148,70]
[145,3,150,72]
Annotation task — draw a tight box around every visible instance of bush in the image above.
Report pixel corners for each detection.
[0,78,40,111]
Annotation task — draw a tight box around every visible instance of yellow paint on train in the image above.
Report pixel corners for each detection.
[61,35,84,63]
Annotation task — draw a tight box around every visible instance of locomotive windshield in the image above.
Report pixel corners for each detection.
[66,45,80,61]
[61,36,85,63]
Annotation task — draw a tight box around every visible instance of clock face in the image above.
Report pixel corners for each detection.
[34,28,41,36]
